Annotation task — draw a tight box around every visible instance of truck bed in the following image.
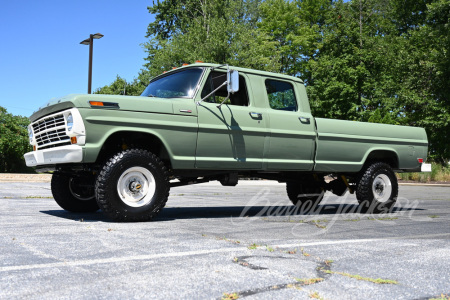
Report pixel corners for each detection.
[314,118,428,172]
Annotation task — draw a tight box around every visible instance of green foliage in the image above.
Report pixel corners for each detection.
[398,162,450,182]
[368,110,397,124]
[405,0,449,162]
[146,0,207,41]
[143,0,280,77]
[95,75,129,95]
[389,0,435,34]
[95,72,151,96]
[307,0,404,122]
[259,0,332,81]
[368,110,382,123]
[0,107,33,173]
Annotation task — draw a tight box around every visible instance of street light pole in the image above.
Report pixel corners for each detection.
[80,33,104,94]
[88,34,93,94]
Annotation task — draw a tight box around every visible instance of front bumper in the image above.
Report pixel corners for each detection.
[24,145,83,167]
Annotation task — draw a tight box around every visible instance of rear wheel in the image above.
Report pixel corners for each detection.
[356,162,398,213]
[95,149,170,222]
[51,173,99,212]
[286,181,324,212]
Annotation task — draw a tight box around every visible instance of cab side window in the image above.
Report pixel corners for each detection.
[265,79,297,111]
[201,71,249,106]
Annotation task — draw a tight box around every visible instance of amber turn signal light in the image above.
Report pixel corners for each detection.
[89,101,119,108]
[89,101,104,106]
[70,137,77,144]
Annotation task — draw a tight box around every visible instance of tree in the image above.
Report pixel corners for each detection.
[306,0,399,121]
[146,0,204,41]
[143,0,280,77]
[393,0,450,162]
[258,0,332,82]
[95,75,147,96]
[368,109,397,124]
[0,107,32,173]
[95,75,129,95]
[389,0,435,34]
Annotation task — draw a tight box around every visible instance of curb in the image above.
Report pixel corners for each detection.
[398,182,450,187]
[0,174,52,183]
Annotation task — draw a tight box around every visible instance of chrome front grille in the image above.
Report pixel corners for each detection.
[32,113,71,150]
[32,115,65,134]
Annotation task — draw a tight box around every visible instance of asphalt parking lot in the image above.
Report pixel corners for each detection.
[0,180,449,299]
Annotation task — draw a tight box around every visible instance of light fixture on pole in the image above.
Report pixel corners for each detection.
[80,33,104,94]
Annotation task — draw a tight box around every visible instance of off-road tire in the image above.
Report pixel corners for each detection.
[286,182,324,213]
[95,149,170,222]
[51,173,99,212]
[356,162,398,213]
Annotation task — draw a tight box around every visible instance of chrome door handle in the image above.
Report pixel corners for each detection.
[299,116,310,123]
[250,112,262,118]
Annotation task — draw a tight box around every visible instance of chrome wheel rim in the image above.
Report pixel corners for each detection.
[69,178,95,201]
[372,174,392,203]
[117,167,156,207]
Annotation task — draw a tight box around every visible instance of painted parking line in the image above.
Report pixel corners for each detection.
[0,247,247,272]
[2,233,449,273]
[275,233,450,248]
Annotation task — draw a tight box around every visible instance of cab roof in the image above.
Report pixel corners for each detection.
[156,62,304,84]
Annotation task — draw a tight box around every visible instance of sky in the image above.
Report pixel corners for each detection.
[0,0,154,117]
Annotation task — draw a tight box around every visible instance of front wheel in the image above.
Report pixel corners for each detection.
[95,149,170,222]
[286,181,324,213]
[51,173,99,212]
[356,162,398,213]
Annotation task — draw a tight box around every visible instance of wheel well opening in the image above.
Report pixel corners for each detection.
[96,131,171,168]
[365,150,399,169]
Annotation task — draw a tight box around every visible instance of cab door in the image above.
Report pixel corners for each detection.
[264,79,316,170]
[195,71,267,169]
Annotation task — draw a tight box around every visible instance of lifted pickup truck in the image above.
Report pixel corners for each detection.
[24,63,430,221]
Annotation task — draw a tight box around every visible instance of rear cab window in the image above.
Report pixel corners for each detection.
[265,79,297,112]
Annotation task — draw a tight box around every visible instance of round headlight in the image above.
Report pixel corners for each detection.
[28,126,33,144]
[67,113,74,131]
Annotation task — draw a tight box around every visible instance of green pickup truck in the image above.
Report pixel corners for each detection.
[24,63,430,221]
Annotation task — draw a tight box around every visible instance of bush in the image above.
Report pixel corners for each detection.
[0,107,33,173]
[397,163,450,183]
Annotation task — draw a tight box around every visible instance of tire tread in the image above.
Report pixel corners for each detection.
[95,149,169,222]
[356,162,398,213]
[51,173,99,212]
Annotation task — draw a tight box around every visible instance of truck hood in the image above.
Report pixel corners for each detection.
[29,94,174,122]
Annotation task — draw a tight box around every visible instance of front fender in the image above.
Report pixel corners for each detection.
[80,109,198,169]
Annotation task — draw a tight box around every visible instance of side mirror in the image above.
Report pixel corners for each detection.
[197,68,239,106]
[227,70,239,94]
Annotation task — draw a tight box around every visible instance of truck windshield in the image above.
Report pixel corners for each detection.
[141,68,203,98]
